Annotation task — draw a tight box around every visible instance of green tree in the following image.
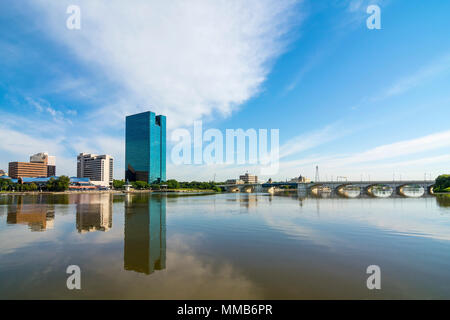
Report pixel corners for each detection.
[435,175,450,193]
[133,181,149,190]
[166,179,180,189]
[113,179,125,189]
[57,176,70,191]
[46,177,56,191]
[46,176,70,191]
[151,184,161,190]
[0,179,11,191]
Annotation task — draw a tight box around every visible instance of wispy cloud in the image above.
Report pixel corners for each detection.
[0,125,76,174]
[279,122,354,159]
[334,130,450,166]
[347,0,365,12]
[0,121,126,177]
[378,53,450,100]
[25,97,74,125]
[273,129,450,181]
[33,0,303,129]
[283,47,327,94]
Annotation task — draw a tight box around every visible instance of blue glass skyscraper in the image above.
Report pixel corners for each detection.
[125,111,166,183]
[124,195,166,274]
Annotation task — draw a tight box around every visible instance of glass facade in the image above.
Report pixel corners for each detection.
[124,195,166,274]
[125,111,166,183]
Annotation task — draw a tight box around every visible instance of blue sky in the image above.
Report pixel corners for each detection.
[1,0,449,181]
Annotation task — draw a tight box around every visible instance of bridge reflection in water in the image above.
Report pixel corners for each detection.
[222,180,435,198]
[297,180,434,198]
[297,186,432,200]
[124,194,166,275]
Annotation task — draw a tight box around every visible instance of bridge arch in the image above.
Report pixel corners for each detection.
[336,184,361,198]
[366,184,394,198]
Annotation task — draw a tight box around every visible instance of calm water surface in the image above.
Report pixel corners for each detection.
[1,192,450,299]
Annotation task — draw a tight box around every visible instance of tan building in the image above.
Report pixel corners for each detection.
[30,152,56,177]
[8,162,47,179]
[239,173,258,184]
[290,175,311,183]
[225,179,244,185]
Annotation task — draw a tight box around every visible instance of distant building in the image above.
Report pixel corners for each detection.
[69,177,97,190]
[8,161,47,179]
[0,169,6,176]
[225,179,244,185]
[77,153,114,187]
[290,175,311,183]
[125,111,166,184]
[30,152,56,177]
[239,173,258,184]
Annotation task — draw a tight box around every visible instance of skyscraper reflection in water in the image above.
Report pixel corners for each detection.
[124,195,166,275]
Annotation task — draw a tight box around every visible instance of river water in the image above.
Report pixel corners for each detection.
[1,192,450,299]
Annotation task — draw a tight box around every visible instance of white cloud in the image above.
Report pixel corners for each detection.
[275,130,450,181]
[34,0,302,128]
[347,0,385,13]
[332,130,450,166]
[0,125,75,175]
[26,97,44,112]
[0,126,64,157]
[380,54,450,100]
[71,135,125,177]
[279,123,351,159]
[25,97,73,125]
[167,127,450,182]
[348,0,364,12]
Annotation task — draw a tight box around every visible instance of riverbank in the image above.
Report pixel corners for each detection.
[0,190,123,196]
[0,189,220,196]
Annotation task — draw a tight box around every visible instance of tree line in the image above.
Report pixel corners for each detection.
[0,176,70,192]
[113,179,222,192]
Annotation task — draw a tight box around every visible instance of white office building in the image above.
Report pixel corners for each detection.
[77,153,114,187]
